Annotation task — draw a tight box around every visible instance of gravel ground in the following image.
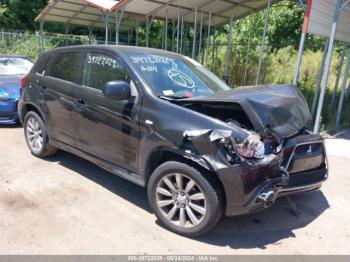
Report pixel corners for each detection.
[0,125,349,255]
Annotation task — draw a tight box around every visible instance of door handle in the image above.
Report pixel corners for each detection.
[39,86,46,93]
[77,98,85,105]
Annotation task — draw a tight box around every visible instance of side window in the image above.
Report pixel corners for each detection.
[35,54,51,76]
[83,53,130,91]
[48,52,81,83]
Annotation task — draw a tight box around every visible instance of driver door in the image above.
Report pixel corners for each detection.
[74,50,141,173]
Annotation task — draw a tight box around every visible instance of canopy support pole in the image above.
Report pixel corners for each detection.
[336,48,350,129]
[165,12,168,50]
[172,20,176,51]
[293,0,312,85]
[213,30,217,73]
[293,32,306,85]
[243,11,254,85]
[346,79,350,97]
[65,24,70,46]
[224,15,234,84]
[192,7,198,59]
[180,13,184,54]
[311,37,329,120]
[115,7,125,45]
[135,17,139,46]
[176,8,180,53]
[331,47,346,103]
[146,15,154,47]
[256,0,271,85]
[131,16,140,46]
[314,0,343,133]
[102,12,109,45]
[88,26,93,44]
[198,11,204,62]
[39,19,44,53]
[204,9,212,67]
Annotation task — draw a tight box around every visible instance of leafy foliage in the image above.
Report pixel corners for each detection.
[0,0,349,131]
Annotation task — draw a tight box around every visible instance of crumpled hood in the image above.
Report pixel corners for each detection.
[0,75,22,100]
[183,84,310,138]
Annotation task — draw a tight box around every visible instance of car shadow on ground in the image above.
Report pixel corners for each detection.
[0,123,22,129]
[197,191,329,249]
[46,150,151,213]
[46,150,329,249]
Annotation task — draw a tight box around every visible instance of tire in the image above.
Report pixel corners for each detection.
[24,111,57,158]
[148,161,223,237]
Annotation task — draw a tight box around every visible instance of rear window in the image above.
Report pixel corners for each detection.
[48,52,81,83]
[0,57,33,76]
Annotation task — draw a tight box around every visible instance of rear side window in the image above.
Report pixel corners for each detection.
[48,52,81,83]
[34,54,50,76]
[83,52,130,91]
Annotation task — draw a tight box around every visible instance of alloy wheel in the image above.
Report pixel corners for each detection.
[26,117,44,153]
[155,173,207,228]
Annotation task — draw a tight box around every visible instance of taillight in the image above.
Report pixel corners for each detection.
[20,76,28,89]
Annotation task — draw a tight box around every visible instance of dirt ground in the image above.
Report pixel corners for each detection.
[0,125,349,255]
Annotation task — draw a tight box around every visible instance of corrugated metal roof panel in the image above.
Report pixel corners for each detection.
[126,0,161,15]
[308,0,350,43]
[75,13,100,21]
[35,0,283,31]
[55,2,83,11]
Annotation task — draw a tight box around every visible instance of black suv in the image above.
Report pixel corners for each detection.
[19,46,327,237]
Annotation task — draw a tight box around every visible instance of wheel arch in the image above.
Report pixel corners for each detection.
[144,147,226,205]
[20,103,45,123]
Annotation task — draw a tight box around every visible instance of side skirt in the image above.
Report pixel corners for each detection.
[50,139,146,187]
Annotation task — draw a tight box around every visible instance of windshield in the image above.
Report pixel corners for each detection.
[0,57,33,76]
[127,52,230,98]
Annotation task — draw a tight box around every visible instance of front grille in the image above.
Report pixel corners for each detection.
[288,167,327,187]
[286,142,325,173]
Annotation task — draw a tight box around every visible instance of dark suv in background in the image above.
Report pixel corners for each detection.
[19,46,328,237]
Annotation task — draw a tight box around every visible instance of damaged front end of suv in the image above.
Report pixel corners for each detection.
[172,84,328,216]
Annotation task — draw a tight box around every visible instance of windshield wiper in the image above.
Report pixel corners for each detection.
[158,95,190,100]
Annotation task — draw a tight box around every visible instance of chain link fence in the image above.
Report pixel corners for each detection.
[0,29,96,61]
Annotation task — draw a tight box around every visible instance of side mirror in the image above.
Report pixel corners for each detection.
[103,81,131,101]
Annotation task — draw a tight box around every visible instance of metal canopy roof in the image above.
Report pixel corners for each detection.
[36,0,281,31]
[308,0,350,43]
[35,0,140,31]
[122,0,281,26]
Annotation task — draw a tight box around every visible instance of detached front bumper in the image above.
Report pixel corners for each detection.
[217,132,327,217]
[0,99,18,124]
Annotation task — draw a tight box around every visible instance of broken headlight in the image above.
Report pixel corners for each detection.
[234,132,265,159]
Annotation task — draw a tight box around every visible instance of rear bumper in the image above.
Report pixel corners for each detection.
[0,100,18,124]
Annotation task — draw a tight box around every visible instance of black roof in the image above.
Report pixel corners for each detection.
[43,45,183,58]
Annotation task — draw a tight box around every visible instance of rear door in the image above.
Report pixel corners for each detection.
[40,51,83,146]
[74,50,141,173]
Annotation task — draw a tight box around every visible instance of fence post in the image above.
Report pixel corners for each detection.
[39,20,45,53]
[335,48,350,129]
